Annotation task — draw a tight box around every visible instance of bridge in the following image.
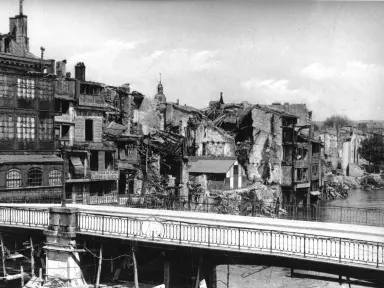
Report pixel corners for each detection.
[0,203,383,287]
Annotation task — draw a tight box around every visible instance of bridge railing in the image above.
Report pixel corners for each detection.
[0,206,49,228]
[77,212,384,269]
[73,193,384,227]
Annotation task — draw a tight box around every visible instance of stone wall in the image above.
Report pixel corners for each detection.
[247,108,283,184]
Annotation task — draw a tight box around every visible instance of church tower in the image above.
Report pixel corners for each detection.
[154,73,167,104]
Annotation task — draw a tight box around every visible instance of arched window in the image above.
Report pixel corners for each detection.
[27,167,43,187]
[6,169,22,188]
[49,169,62,186]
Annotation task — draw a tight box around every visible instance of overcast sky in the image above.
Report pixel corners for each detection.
[1,0,383,121]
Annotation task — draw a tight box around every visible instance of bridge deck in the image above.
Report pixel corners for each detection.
[0,204,383,271]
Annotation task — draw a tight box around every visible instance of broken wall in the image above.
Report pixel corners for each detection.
[195,122,235,157]
[247,108,283,184]
[138,97,162,135]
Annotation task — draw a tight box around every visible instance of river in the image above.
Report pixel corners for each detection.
[326,187,384,209]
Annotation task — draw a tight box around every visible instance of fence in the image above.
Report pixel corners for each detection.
[74,193,384,227]
[0,206,49,228]
[0,205,381,270]
[0,190,383,227]
[77,212,384,269]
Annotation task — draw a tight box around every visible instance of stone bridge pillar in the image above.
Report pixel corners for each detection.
[43,207,87,288]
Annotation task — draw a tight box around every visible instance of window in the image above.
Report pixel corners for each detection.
[296,168,308,182]
[0,115,14,139]
[90,151,99,171]
[49,169,62,186]
[39,118,53,140]
[6,169,22,188]
[271,115,275,134]
[16,116,35,140]
[27,167,43,187]
[105,152,113,170]
[17,78,35,98]
[85,119,93,141]
[125,144,133,156]
[61,125,70,139]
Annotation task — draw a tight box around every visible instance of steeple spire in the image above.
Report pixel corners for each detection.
[159,73,162,84]
[19,0,24,15]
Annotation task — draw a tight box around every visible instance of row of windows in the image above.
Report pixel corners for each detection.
[0,115,53,140]
[0,78,53,100]
[6,168,61,188]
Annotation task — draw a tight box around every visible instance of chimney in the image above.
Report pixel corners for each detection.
[176,99,179,105]
[40,47,45,73]
[75,62,86,82]
[56,60,67,77]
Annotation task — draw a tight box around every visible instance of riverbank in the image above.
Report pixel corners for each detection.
[323,172,384,201]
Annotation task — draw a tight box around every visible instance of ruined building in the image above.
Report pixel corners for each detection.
[0,3,63,201]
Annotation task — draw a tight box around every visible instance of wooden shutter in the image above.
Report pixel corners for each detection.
[93,117,103,142]
[75,116,85,142]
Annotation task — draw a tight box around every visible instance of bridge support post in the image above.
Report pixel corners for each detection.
[204,262,217,288]
[164,259,170,288]
[42,207,86,288]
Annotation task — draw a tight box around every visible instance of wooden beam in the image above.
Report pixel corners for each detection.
[30,237,35,277]
[95,244,103,288]
[0,235,6,277]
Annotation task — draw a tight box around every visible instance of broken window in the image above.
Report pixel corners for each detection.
[0,115,14,139]
[27,167,43,187]
[295,147,308,160]
[49,169,62,186]
[6,169,22,188]
[296,168,308,182]
[271,115,275,134]
[39,118,53,140]
[17,116,35,140]
[125,144,133,156]
[85,119,93,141]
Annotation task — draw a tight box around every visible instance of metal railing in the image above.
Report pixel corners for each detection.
[0,187,62,204]
[67,193,384,227]
[0,205,381,270]
[77,212,384,269]
[0,206,49,228]
[281,204,384,227]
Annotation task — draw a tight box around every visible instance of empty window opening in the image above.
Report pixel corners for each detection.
[105,152,113,170]
[90,150,99,171]
[85,119,93,141]
[61,125,70,139]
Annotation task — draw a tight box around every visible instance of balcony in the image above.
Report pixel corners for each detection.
[0,186,62,203]
[55,113,74,123]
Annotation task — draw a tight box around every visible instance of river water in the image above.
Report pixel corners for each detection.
[326,188,384,209]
